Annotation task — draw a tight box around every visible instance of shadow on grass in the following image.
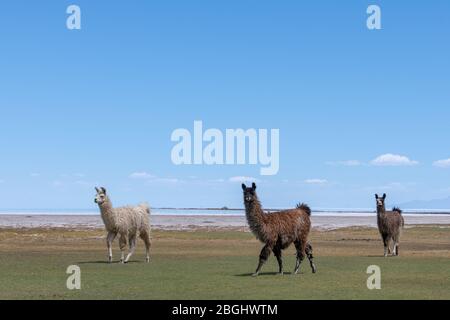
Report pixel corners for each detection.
[366,255,398,258]
[235,272,296,277]
[77,260,143,265]
[77,261,110,264]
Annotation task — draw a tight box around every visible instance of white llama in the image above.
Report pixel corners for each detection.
[94,187,152,263]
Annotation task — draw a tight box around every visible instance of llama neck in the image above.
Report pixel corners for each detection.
[244,197,266,235]
[377,205,387,218]
[99,199,117,229]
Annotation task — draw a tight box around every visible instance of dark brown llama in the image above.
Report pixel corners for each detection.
[242,183,317,276]
[375,194,405,257]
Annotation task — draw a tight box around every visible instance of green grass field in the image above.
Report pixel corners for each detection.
[0,227,449,300]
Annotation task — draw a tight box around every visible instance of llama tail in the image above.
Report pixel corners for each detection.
[297,203,312,216]
[139,202,151,215]
[393,207,405,228]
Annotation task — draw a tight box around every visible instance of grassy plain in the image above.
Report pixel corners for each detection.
[0,226,449,300]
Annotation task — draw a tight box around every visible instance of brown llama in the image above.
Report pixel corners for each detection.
[375,194,405,257]
[242,183,317,276]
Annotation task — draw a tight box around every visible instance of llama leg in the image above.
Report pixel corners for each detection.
[253,245,272,277]
[294,241,307,275]
[382,235,389,257]
[124,237,137,263]
[388,238,394,255]
[389,237,395,256]
[272,246,283,275]
[106,232,116,263]
[140,231,151,263]
[393,236,399,256]
[306,243,317,274]
[119,234,127,263]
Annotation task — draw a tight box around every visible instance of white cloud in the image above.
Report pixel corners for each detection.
[74,180,90,186]
[130,172,184,185]
[326,160,361,167]
[370,154,418,166]
[304,179,328,185]
[365,182,417,192]
[154,178,181,184]
[52,180,63,187]
[60,173,86,178]
[380,182,409,190]
[129,172,155,179]
[229,176,259,183]
[433,158,450,168]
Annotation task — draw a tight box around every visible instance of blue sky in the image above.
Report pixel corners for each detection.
[1,1,449,210]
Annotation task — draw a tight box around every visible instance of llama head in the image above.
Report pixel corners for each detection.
[375,193,387,208]
[242,183,257,204]
[94,187,108,205]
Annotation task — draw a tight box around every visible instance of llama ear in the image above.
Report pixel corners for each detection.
[252,182,257,190]
[100,187,107,194]
[375,194,379,199]
[382,193,386,200]
[95,187,100,193]
[241,184,246,191]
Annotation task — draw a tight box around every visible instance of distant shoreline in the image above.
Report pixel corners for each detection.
[1,213,450,231]
[1,208,450,215]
